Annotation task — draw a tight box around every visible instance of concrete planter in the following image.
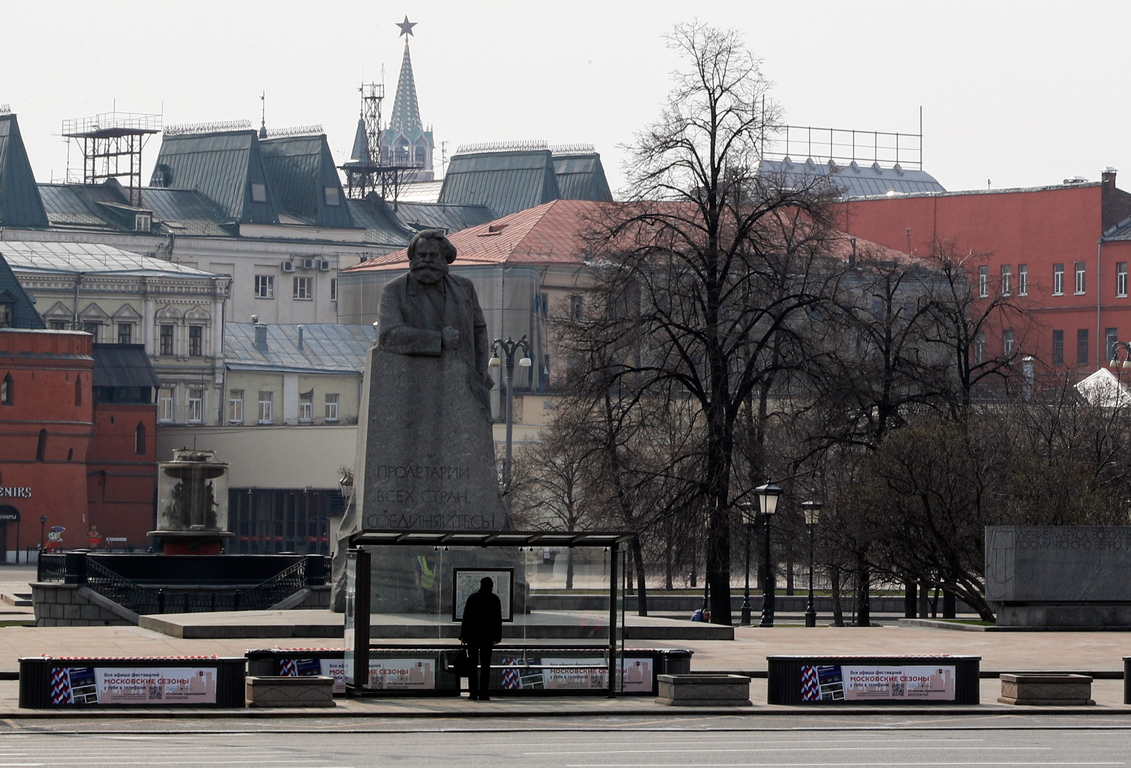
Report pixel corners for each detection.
[655,674,751,707]
[246,675,336,708]
[998,673,1093,705]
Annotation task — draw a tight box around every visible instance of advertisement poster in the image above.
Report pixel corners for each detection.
[451,568,514,622]
[801,664,956,702]
[499,657,653,694]
[281,657,436,693]
[50,666,218,705]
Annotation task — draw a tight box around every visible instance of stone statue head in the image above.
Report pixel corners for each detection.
[407,230,457,285]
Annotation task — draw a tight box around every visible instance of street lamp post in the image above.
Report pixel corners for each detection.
[39,515,46,552]
[738,502,757,626]
[489,335,531,489]
[755,483,781,628]
[801,500,823,628]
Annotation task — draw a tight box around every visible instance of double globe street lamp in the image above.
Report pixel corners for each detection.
[738,502,757,626]
[489,335,531,489]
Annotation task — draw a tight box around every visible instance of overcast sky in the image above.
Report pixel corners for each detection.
[5,1,1128,197]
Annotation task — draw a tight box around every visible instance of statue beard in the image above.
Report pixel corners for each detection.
[411,264,447,285]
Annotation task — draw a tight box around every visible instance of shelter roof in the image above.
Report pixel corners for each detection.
[760,157,946,197]
[224,322,376,374]
[348,529,635,548]
[343,199,601,274]
[91,343,160,389]
[0,240,222,279]
[0,113,49,228]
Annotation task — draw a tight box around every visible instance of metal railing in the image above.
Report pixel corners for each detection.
[43,554,311,615]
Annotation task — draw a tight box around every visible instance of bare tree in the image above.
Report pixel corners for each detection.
[564,22,841,624]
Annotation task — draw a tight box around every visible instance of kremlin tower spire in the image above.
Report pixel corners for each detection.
[380,16,435,181]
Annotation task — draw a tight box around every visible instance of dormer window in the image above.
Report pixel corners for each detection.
[134,213,151,231]
[0,303,11,328]
[323,186,340,207]
[250,182,268,203]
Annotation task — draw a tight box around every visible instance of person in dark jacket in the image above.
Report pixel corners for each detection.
[459,576,503,700]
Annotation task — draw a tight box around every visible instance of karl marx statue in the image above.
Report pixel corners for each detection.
[377,230,493,413]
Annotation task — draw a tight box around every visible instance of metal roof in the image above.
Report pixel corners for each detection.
[151,130,278,224]
[552,152,614,202]
[260,134,357,229]
[0,241,222,278]
[347,530,635,548]
[0,251,45,328]
[760,157,946,197]
[389,200,496,234]
[91,343,160,389]
[224,322,376,374]
[344,195,415,247]
[439,148,561,218]
[0,113,49,228]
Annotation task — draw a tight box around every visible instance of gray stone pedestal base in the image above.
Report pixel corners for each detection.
[656,674,751,706]
[246,676,336,708]
[998,673,1094,705]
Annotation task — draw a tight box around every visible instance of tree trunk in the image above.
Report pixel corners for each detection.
[853,561,870,627]
[831,566,845,627]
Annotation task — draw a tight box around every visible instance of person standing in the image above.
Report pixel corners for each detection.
[459,576,503,701]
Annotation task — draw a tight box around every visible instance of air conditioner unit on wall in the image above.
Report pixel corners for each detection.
[302,258,316,270]
[319,259,331,271]
[281,261,295,272]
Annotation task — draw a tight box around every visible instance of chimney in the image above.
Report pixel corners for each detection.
[1102,167,1118,187]
[254,322,268,351]
[297,324,305,351]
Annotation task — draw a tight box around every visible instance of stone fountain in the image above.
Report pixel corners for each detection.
[149,448,234,554]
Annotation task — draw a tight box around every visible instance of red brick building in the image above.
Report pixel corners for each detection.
[0,329,93,557]
[836,171,1131,380]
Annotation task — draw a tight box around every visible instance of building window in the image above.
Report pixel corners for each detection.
[117,323,133,345]
[1003,329,1014,357]
[1107,328,1120,361]
[255,275,275,299]
[1052,330,1064,366]
[973,332,986,365]
[250,182,267,203]
[293,276,313,301]
[1001,265,1012,296]
[134,422,146,455]
[1,373,11,405]
[1018,264,1028,296]
[977,266,989,298]
[36,429,47,462]
[82,322,102,342]
[159,324,175,356]
[158,387,175,422]
[570,294,584,320]
[187,389,204,423]
[1053,264,1064,296]
[330,278,337,302]
[1118,263,1128,298]
[1075,261,1086,294]
[324,393,339,422]
[48,320,68,330]
[299,390,314,423]
[0,303,13,328]
[75,376,83,407]
[188,325,204,356]
[323,186,340,207]
[257,391,273,424]
[229,390,244,424]
[1077,328,1089,366]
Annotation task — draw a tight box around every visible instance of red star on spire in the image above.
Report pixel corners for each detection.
[397,16,416,37]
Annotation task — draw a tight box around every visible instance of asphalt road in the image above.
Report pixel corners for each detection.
[3,715,1130,767]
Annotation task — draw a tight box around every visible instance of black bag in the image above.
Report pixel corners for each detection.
[450,644,471,676]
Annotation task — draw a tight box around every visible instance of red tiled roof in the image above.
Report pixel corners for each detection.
[341,198,913,273]
[343,199,603,273]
